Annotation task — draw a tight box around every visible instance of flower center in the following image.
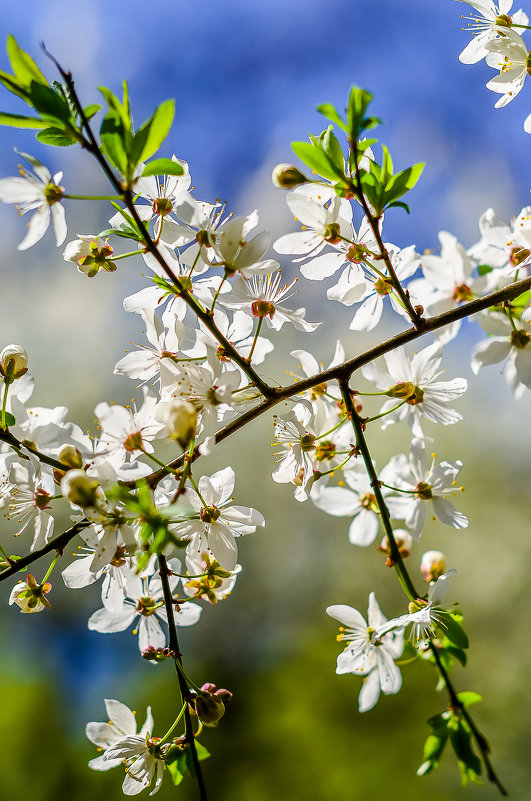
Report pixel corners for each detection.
[374,277,393,296]
[452,283,473,302]
[386,381,424,404]
[346,244,367,263]
[123,431,144,453]
[300,433,316,452]
[251,300,276,319]
[44,182,64,205]
[153,197,173,216]
[201,506,221,523]
[136,595,157,616]
[315,440,336,461]
[416,481,433,500]
[360,492,377,511]
[495,13,512,26]
[34,488,51,510]
[511,329,530,349]
[323,223,341,243]
[510,246,530,266]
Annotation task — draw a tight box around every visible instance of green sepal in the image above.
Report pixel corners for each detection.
[0,411,16,429]
[316,102,347,131]
[132,99,175,165]
[6,35,48,88]
[142,157,184,178]
[37,126,77,147]
[152,274,180,296]
[0,111,45,128]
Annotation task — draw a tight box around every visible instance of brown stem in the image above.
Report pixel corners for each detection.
[158,554,208,801]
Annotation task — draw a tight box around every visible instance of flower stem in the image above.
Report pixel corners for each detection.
[158,554,208,801]
[1,382,8,429]
[157,702,187,746]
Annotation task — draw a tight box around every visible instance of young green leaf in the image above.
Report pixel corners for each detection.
[36,126,77,147]
[0,111,45,129]
[316,102,347,131]
[133,99,175,164]
[142,157,184,178]
[292,140,343,182]
[6,35,48,87]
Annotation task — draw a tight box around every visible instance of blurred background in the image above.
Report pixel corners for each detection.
[0,0,530,798]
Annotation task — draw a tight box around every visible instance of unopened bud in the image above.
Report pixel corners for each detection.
[420,550,447,583]
[271,163,309,189]
[166,400,197,448]
[0,344,28,383]
[58,445,84,470]
[378,529,413,564]
[190,683,232,726]
[60,469,100,508]
[141,646,174,662]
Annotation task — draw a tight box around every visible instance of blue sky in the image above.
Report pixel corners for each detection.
[0,0,529,250]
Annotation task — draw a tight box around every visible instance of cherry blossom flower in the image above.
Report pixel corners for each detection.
[327,593,404,712]
[485,26,530,106]
[88,558,202,652]
[388,438,468,539]
[0,152,66,250]
[221,272,321,332]
[0,456,55,550]
[95,389,166,468]
[86,699,164,797]
[311,459,404,546]
[472,310,531,392]
[362,342,468,438]
[456,0,528,64]
[173,466,265,570]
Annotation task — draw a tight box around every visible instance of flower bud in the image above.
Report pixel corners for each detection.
[9,574,52,613]
[58,445,84,469]
[190,683,232,726]
[420,550,447,583]
[141,646,174,662]
[271,163,309,189]
[378,529,413,563]
[0,344,28,383]
[61,469,100,508]
[166,400,197,448]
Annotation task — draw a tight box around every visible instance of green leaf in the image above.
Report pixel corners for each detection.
[291,140,343,181]
[478,263,493,276]
[83,103,101,121]
[142,157,184,178]
[384,162,424,205]
[0,111,45,129]
[386,200,410,214]
[37,126,77,146]
[100,112,128,174]
[7,35,48,87]
[457,691,482,708]
[445,644,467,667]
[439,612,469,649]
[28,82,71,122]
[0,412,16,428]
[0,68,30,101]
[449,719,483,787]
[320,126,344,172]
[133,99,175,164]
[417,730,449,776]
[166,757,186,786]
[316,102,347,131]
[99,83,132,132]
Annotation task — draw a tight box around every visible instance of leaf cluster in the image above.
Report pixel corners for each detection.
[291,86,424,214]
[418,693,484,787]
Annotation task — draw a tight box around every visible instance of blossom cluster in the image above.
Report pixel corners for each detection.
[0,23,527,796]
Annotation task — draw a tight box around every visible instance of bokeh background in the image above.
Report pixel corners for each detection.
[0,1,530,799]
